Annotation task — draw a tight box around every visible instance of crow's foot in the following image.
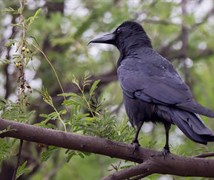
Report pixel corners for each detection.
[131,140,140,154]
[162,147,170,160]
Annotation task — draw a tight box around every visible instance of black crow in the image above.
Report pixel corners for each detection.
[89,21,214,155]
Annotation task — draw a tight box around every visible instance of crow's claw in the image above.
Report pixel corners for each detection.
[162,147,170,160]
[131,140,140,154]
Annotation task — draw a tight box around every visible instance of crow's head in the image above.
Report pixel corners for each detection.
[89,21,152,53]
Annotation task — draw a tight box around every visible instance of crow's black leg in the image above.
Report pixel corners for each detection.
[131,121,144,150]
[162,123,171,158]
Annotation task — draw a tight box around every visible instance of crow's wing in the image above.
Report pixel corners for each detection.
[118,51,214,117]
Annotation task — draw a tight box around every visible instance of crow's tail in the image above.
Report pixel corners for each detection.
[157,106,214,144]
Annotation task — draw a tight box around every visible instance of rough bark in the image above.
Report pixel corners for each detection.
[0,118,214,179]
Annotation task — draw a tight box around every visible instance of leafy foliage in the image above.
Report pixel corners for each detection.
[0,139,13,163]
[39,73,134,164]
[41,146,59,162]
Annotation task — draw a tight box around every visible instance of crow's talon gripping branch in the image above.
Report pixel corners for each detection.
[162,147,170,160]
[131,140,140,154]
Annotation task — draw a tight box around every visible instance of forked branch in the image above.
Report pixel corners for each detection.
[0,118,213,179]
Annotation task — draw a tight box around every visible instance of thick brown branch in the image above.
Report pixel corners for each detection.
[0,118,214,178]
[0,118,153,163]
[103,155,214,179]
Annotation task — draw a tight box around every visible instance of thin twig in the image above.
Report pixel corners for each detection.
[195,152,214,158]
[30,36,66,102]
[12,139,24,180]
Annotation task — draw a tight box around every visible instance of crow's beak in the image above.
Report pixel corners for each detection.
[89,33,115,45]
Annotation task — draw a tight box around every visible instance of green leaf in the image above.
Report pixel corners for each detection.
[75,113,90,120]
[41,87,54,107]
[63,97,85,107]
[59,109,67,115]
[89,80,100,97]
[41,146,58,162]
[65,150,77,162]
[0,59,10,65]
[84,117,95,121]
[27,8,42,27]
[2,7,16,13]
[16,161,30,179]
[4,39,15,47]
[35,113,56,128]
[58,92,77,97]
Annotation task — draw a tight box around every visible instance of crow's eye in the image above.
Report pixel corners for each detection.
[116,28,122,34]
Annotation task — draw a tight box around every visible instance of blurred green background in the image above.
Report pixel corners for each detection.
[0,0,214,179]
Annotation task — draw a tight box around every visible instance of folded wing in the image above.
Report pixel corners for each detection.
[118,52,214,117]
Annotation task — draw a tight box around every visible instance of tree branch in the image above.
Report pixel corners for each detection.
[159,4,214,61]
[0,118,214,178]
[196,152,214,158]
[102,161,153,180]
